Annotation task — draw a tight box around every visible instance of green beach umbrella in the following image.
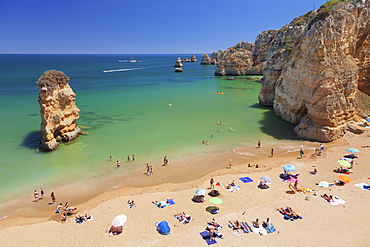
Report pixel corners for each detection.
[209,197,223,205]
[338,160,351,167]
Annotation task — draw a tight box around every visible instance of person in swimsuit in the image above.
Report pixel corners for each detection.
[40,188,45,199]
[34,190,39,202]
[51,192,56,204]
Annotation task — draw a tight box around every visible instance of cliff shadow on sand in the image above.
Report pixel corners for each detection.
[20,131,40,149]
[250,103,300,140]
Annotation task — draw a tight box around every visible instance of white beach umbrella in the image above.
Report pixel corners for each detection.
[112,214,127,227]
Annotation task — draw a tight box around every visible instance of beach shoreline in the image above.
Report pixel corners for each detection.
[1,130,370,246]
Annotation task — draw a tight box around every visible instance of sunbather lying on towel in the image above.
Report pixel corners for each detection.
[333,167,350,173]
[321,194,334,202]
[152,200,169,208]
[228,220,243,235]
[192,195,205,203]
[207,218,222,231]
[128,200,136,209]
[278,207,302,220]
[174,212,193,224]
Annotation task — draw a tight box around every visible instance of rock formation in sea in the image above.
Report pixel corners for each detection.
[258,0,370,142]
[190,55,197,62]
[182,57,190,62]
[174,57,184,67]
[200,53,216,65]
[37,70,82,151]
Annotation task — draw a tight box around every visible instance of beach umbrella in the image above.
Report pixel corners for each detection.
[209,197,223,205]
[366,119,370,122]
[156,221,171,235]
[195,189,207,195]
[283,165,296,172]
[338,160,351,167]
[206,206,219,213]
[261,176,272,182]
[347,148,360,153]
[338,175,352,183]
[285,178,300,183]
[112,214,127,227]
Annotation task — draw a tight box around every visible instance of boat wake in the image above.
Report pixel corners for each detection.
[103,65,168,73]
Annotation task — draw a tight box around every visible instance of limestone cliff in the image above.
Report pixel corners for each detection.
[200,53,216,65]
[258,0,370,142]
[37,70,82,151]
[215,32,277,76]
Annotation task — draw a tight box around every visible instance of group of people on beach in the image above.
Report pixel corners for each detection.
[112,155,136,168]
[33,188,45,202]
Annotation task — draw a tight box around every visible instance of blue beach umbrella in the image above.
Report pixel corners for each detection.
[283,165,296,172]
[195,189,207,195]
[347,148,360,153]
[366,119,370,122]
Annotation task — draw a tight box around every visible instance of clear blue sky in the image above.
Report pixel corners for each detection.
[0,0,328,54]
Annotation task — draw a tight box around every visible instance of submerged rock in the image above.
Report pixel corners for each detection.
[175,68,183,72]
[37,70,82,151]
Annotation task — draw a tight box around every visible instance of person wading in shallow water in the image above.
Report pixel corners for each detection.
[163,156,168,165]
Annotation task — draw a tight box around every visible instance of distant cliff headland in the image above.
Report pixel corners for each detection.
[206,0,370,142]
[37,70,82,151]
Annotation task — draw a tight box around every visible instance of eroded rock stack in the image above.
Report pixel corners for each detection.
[258,0,370,142]
[190,55,197,62]
[37,70,82,151]
[200,53,216,65]
[174,57,184,67]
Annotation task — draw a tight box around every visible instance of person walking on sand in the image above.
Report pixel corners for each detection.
[116,161,121,167]
[149,166,154,176]
[40,188,45,199]
[257,140,261,148]
[299,149,304,159]
[51,192,56,204]
[229,159,232,168]
[210,178,214,189]
[163,156,168,165]
[146,164,150,175]
[271,148,274,157]
[33,190,39,202]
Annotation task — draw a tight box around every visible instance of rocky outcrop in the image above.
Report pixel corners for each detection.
[200,53,216,65]
[174,57,183,67]
[190,55,197,62]
[37,70,82,151]
[258,0,370,142]
[215,33,277,76]
[182,57,190,62]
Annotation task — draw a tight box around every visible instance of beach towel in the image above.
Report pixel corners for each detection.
[199,231,217,245]
[355,183,370,191]
[154,201,169,208]
[251,225,267,235]
[264,224,276,234]
[316,181,334,188]
[322,196,346,206]
[240,222,252,233]
[239,177,253,183]
[330,196,346,206]
[166,199,175,205]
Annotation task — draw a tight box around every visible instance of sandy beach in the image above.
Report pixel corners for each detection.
[1,130,370,247]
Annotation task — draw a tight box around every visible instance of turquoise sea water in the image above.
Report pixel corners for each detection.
[0,54,297,215]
